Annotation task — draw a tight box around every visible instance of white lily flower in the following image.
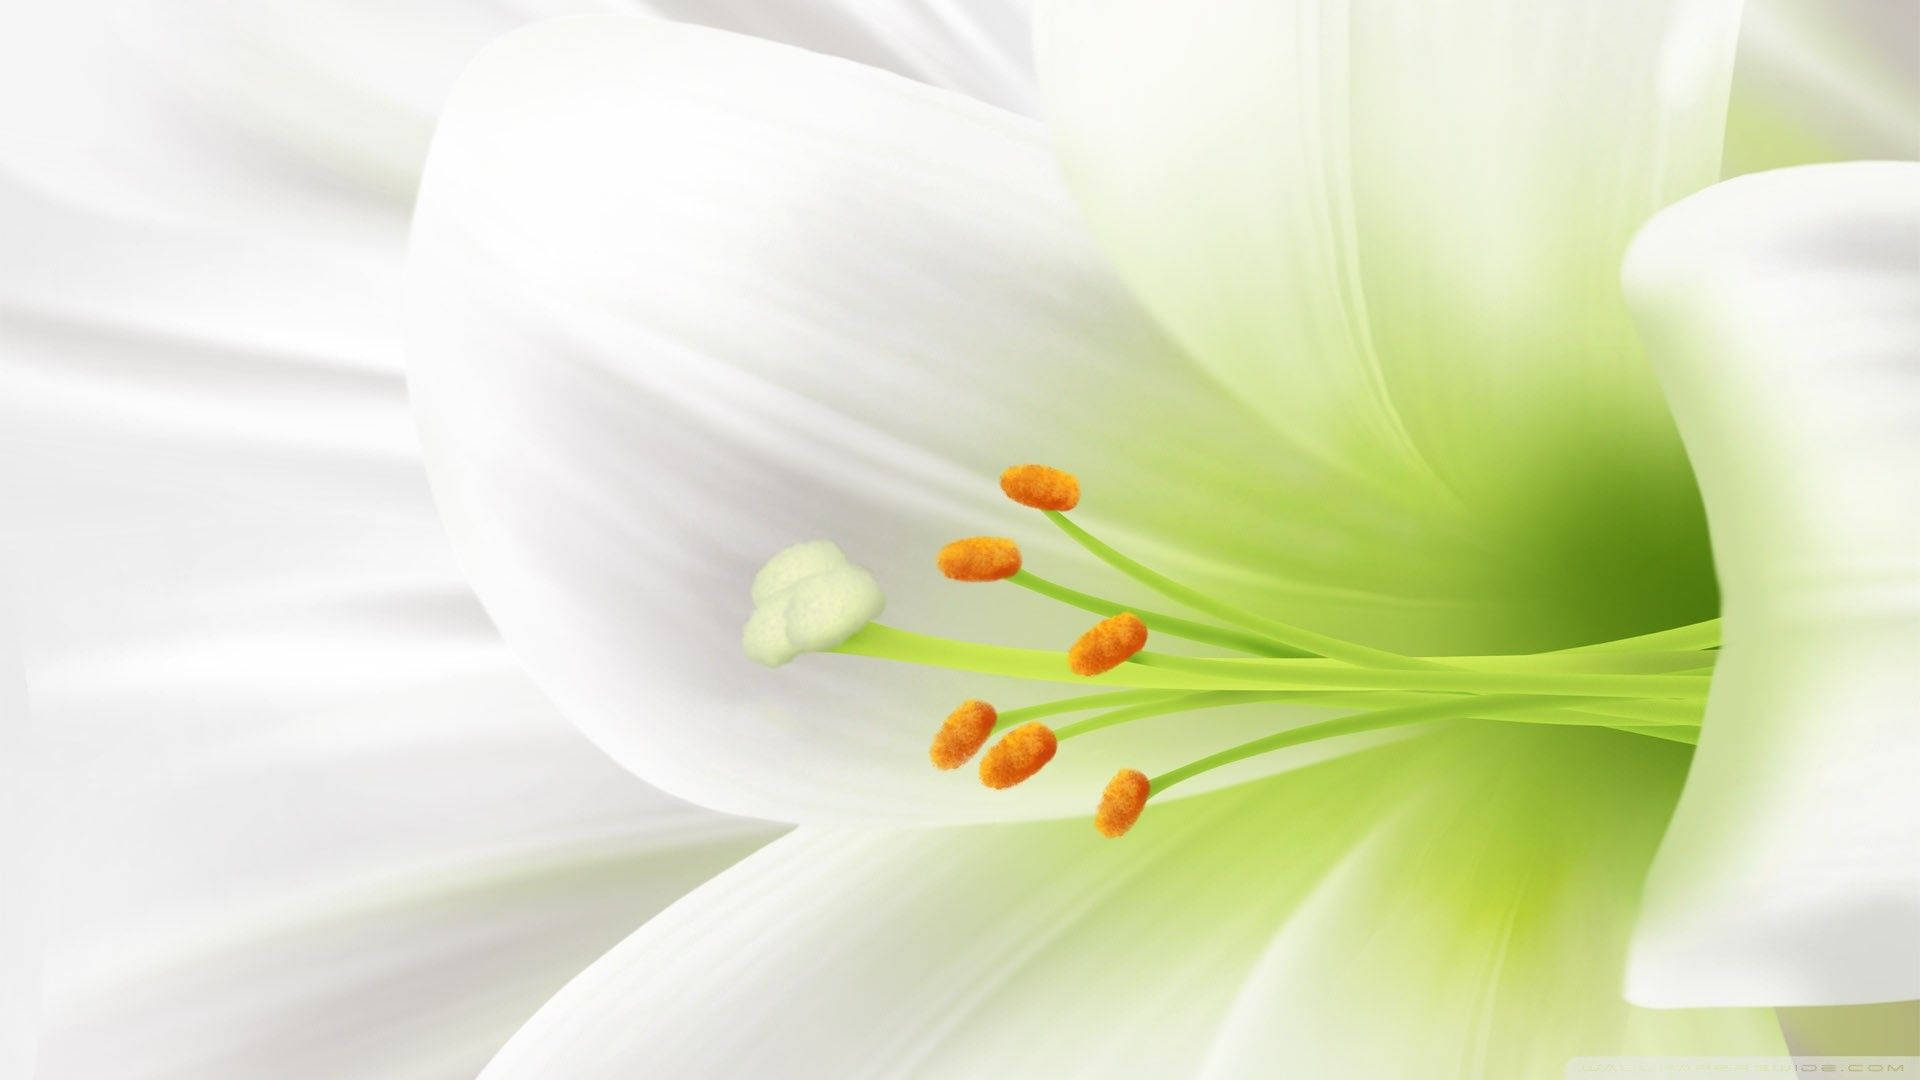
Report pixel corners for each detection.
[5,0,1913,1077]
[403,5,1914,1076]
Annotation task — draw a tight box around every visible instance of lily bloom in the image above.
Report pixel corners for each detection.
[5,0,1912,1076]
[403,4,1915,1077]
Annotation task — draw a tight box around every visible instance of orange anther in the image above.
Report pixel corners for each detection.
[937,537,1022,582]
[1068,613,1148,676]
[929,700,997,770]
[978,722,1058,789]
[1095,769,1150,837]
[999,465,1080,511]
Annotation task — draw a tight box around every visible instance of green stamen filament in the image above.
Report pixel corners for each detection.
[1420,651,1714,674]
[1609,724,1701,746]
[1149,694,1592,796]
[1043,510,1440,670]
[1055,691,1299,740]
[1125,652,1709,700]
[1008,569,1307,657]
[836,625,1707,700]
[1019,516,1715,676]
[1564,617,1721,653]
[1005,690,1699,746]
[989,689,1188,733]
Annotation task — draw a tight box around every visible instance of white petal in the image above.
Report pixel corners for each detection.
[2,18,782,1074]
[0,2,1034,229]
[33,742,773,1080]
[0,625,43,1079]
[1034,0,1746,648]
[638,0,1038,114]
[0,195,783,1076]
[1623,162,1920,1006]
[483,728,1784,1080]
[408,17,1390,825]
[1725,0,1920,175]
[1198,734,1783,1076]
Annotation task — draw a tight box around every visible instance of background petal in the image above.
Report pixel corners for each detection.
[482,728,1783,1080]
[1623,163,1920,1007]
[0,182,781,1078]
[409,16,1412,826]
[30,719,771,1079]
[2,0,1035,228]
[1724,0,1920,176]
[0,3,858,1073]
[0,619,42,1078]
[1035,0,1746,651]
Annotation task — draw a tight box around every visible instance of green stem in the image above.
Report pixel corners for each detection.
[1043,511,1438,669]
[1609,724,1700,745]
[1008,570,1306,657]
[1127,652,1710,699]
[1573,697,1703,725]
[1052,691,1704,756]
[1055,691,1296,740]
[1015,571,1707,673]
[1045,688,1656,737]
[991,689,1187,733]
[835,624,1710,699]
[1565,617,1721,653]
[1292,651,1714,674]
[1149,694,1575,794]
[835,623,1229,689]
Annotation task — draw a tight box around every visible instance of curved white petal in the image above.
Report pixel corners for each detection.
[0,1,1034,228]
[3,8,800,1070]
[1197,735,1781,1076]
[0,618,42,1078]
[1034,0,1745,650]
[636,0,1037,115]
[1725,0,1920,176]
[408,16,1416,825]
[0,190,784,1075]
[32,731,771,1080]
[1623,162,1920,1006]
[483,728,1784,1080]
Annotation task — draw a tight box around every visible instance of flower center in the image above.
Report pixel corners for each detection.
[745,465,1719,837]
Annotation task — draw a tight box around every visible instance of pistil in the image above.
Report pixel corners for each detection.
[835,624,1709,699]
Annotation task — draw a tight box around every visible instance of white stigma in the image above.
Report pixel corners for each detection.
[743,541,885,666]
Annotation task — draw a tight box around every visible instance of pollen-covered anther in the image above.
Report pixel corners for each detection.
[1095,769,1150,838]
[937,537,1022,582]
[1068,613,1148,676]
[999,464,1080,511]
[930,700,998,770]
[978,722,1058,789]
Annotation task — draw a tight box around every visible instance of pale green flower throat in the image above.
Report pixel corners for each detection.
[743,464,1717,837]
